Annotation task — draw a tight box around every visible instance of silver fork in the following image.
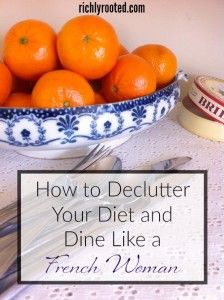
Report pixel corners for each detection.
[71,143,113,170]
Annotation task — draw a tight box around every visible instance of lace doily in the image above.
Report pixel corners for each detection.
[1,104,223,300]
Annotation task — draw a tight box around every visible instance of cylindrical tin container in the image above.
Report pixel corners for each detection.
[188,75,224,124]
[179,96,224,142]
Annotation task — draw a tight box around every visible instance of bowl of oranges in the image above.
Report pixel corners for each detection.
[0,15,185,158]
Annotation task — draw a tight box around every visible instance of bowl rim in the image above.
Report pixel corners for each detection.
[0,72,181,112]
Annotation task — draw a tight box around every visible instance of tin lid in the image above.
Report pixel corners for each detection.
[188,75,224,125]
[194,75,224,106]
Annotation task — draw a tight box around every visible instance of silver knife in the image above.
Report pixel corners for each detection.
[136,156,192,171]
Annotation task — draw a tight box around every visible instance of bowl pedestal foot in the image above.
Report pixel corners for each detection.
[16,136,130,159]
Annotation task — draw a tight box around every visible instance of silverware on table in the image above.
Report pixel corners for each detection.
[0,154,191,298]
[0,155,191,237]
[0,143,114,228]
[0,143,115,297]
[139,156,191,171]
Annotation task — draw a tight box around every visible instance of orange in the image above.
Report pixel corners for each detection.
[132,44,177,88]
[102,54,156,102]
[119,44,129,56]
[0,62,13,105]
[4,93,31,108]
[95,93,106,104]
[31,70,95,108]
[57,15,120,80]
[3,19,58,80]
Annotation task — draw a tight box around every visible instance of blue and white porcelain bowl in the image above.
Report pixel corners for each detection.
[0,71,186,158]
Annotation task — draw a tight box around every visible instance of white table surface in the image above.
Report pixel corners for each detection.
[1,104,224,300]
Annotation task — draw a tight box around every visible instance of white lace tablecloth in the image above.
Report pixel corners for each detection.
[1,104,224,300]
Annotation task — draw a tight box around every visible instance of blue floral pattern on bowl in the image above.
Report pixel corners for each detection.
[0,71,186,150]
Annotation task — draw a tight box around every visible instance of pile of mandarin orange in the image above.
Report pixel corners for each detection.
[0,15,177,108]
